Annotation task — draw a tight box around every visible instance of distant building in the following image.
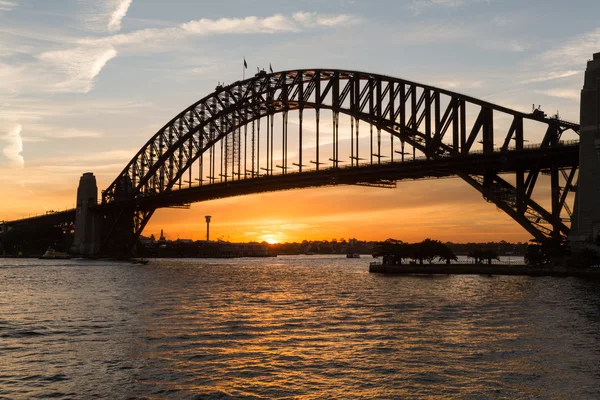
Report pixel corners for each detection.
[137,236,271,258]
[138,235,154,246]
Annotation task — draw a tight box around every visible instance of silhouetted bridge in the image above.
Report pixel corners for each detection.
[2,69,581,256]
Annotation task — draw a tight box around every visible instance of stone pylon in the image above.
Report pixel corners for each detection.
[569,53,600,248]
[73,172,101,255]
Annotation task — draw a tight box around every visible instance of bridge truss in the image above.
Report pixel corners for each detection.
[91,69,580,252]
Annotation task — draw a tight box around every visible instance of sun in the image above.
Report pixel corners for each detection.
[259,234,281,244]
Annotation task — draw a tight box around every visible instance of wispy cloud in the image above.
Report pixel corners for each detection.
[108,0,133,33]
[1,10,356,97]
[19,128,104,143]
[410,0,489,14]
[79,12,360,48]
[78,0,133,33]
[2,124,24,167]
[0,63,27,95]
[397,22,469,44]
[0,0,17,12]
[521,70,581,84]
[37,149,140,171]
[38,46,117,93]
[540,27,600,68]
[436,79,483,89]
[182,12,357,35]
[534,88,580,101]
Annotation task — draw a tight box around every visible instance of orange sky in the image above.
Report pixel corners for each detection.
[142,179,537,243]
[0,151,559,244]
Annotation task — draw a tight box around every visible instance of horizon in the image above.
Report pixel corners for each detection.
[144,232,531,246]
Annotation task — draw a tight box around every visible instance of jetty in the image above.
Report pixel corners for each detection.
[369,263,600,279]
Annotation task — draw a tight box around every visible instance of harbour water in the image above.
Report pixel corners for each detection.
[1,255,600,399]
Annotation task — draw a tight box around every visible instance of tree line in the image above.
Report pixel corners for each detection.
[372,238,504,265]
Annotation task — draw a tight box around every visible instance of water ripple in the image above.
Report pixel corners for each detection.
[1,256,600,398]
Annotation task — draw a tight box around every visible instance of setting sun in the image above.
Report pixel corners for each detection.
[259,233,282,244]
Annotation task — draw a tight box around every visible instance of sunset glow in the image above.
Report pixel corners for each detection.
[259,234,283,245]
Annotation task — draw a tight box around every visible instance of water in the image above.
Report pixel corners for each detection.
[1,256,600,399]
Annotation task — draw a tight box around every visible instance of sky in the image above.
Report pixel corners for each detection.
[0,0,598,243]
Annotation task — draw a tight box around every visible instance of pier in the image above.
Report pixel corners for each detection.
[369,263,600,279]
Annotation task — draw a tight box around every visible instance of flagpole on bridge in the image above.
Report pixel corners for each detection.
[243,57,247,80]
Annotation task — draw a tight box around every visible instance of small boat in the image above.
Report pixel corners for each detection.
[40,247,71,260]
[346,253,360,259]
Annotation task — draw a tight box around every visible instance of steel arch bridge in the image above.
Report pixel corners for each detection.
[4,69,581,255]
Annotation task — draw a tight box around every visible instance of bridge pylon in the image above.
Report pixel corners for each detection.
[72,172,101,255]
[72,172,140,258]
[569,53,600,248]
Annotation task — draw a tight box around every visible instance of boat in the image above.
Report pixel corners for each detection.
[346,253,360,258]
[40,247,71,259]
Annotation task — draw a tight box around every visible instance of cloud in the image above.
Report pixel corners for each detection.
[410,0,489,14]
[515,28,596,101]
[79,12,360,48]
[38,46,117,93]
[42,149,139,165]
[436,79,483,89]
[0,63,27,94]
[18,128,104,143]
[540,27,600,68]
[78,0,133,33]
[507,41,529,52]
[520,70,581,84]
[2,124,24,167]
[107,0,133,33]
[399,23,469,44]
[182,15,297,35]
[181,12,357,35]
[534,88,580,101]
[0,0,17,12]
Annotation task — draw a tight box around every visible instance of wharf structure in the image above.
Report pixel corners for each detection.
[369,262,600,279]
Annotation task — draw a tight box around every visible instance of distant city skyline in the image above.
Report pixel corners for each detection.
[1,0,598,243]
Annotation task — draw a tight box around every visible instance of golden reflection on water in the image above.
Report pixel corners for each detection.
[1,257,600,398]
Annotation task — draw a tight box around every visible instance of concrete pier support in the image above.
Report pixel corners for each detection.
[73,172,100,255]
[569,53,600,248]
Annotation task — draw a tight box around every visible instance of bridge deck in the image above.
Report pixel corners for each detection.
[4,143,578,231]
[122,143,578,209]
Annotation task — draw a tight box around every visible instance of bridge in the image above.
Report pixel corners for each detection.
[3,55,600,257]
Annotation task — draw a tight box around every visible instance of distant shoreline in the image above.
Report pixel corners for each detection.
[369,263,600,279]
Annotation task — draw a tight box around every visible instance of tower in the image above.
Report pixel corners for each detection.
[73,172,100,255]
[205,216,212,241]
[569,52,600,248]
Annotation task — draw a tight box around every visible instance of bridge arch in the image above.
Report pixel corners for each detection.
[100,69,580,251]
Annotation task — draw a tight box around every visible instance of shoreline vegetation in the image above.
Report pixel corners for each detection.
[4,233,600,275]
[1,228,529,258]
[370,237,600,276]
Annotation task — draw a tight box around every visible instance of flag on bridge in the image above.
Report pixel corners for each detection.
[244,58,247,69]
[269,63,273,73]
